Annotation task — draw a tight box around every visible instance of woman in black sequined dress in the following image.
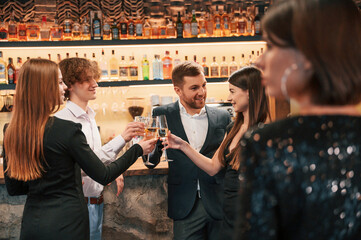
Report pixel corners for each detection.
[165,66,270,239]
[234,0,361,239]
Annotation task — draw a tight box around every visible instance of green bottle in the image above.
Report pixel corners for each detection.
[142,54,149,80]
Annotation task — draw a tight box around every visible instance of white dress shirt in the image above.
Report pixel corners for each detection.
[55,101,126,197]
[178,101,208,196]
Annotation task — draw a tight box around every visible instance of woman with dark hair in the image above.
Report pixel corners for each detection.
[164,66,270,238]
[235,0,361,239]
[3,58,157,240]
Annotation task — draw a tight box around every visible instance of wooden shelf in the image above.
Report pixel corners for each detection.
[0,36,263,48]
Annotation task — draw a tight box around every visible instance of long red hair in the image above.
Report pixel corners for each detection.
[4,59,60,181]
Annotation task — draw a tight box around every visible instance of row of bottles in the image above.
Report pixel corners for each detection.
[0,5,265,42]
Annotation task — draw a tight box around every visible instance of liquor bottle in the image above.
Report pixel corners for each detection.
[176,12,183,38]
[254,7,262,36]
[75,52,79,58]
[50,16,63,41]
[99,49,109,81]
[166,18,176,39]
[119,12,128,39]
[198,11,207,38]
[72,18,81,40]
[229,56,238,75]
[183,10,191,38]
[230,9,238,37]
[111,21,119,40]
[103,16,112,40]
[56,54,62,64]
[213,6,222,37]
[201,57,209,77]
[205,12,214,37]
[238,9,247,36]
[63,12,73,41]
[0,15,8,41]
[248,53,253,66]
[0,51,7,84]
[143,18,151,39]
[40,16,50,41]
[152,55,163,80]
[220,56,229,77]
[162,51,173,80]
[135,11,143,39]
[129,56,138,81]
[174,50,181,67]
[66,53,70,58]
[15,57,22,84]
[184,56,188,61]
[92,12,102,40]
[7,58,15,84]
[81,16,91,40]
[221,7,230,37]
[119,56,128,81]
[8,12,17,41]
[193,55,198,64]
[128,15,135,39]
[159,21,167,39]
[18,19,27,41]
[210,56,219,78]
[245,7,254,36]
[26,19,40,41]
[141,54,149,80]
[190,10,198,38]
[109,50,119,80]
[84,53,87,59]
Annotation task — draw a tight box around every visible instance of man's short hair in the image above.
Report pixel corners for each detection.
[171,61,204,87]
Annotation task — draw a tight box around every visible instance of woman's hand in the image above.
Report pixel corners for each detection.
[163,130,186,150]
[137,138,158,155]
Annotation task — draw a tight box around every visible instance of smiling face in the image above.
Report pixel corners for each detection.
[227,83,249,113]
[174,73,207,115]
[68,69,98,105]
[58,69,67,104]
[256,32,312,101]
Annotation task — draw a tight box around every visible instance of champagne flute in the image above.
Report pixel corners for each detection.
[157,115,173,162]
[143,117,158,166]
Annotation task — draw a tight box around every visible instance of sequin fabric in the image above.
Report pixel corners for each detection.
[234,115,361,240]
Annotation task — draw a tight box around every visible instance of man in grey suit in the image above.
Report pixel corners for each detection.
[153,61,231,239]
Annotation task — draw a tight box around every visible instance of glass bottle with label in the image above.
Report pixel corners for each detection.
[143,18,151,39]
[210,56,219,78]
[135,11,143,39]
[220,56,229,77]
[238,9,247,36]
[162,51,173,80]
[198,11,207,38]
[254,7,262,36]
[92,12,102,40]
[111,20,119,40]
[119,12,128,39]
[0,15,8,41]
[15,57,22,84]
[129,56,138,81]
[63,12,73,41]
[229,56,238,75]
[201,57,209,77]
[128,15,135,39]
[50,16,63,41]
[213,6,222,37]
[141,55,149,80]
[8,12,17,41]
[230,8,238,37]
[191,10,198,38]
[176,11,183,38]
[152,55,163,80]
[119,56,129,81]
[0,51,7,84]
[103,16,112,40]
[245,7,254,36]
[40,16,50,41]
[99,49,109,81]
[26,19,40,41]
[221,7,230,37]
[173,50,181,67]
[166,18,176,39]
[205,12,214,37]
[7,58,15,84]
[81,16,91,40]
[72,18,81,40]
[183,10,191,38]
[18,19,27,41]
[109,50,118,80]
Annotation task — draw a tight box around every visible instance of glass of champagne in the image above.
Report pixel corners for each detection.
[157,115,173,162]
[143,117,158,166]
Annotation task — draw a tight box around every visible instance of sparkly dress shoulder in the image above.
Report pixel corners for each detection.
[234,115,361,240]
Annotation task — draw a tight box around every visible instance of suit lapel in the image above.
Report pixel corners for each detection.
[200,105,216,153]
[167,101,189,143]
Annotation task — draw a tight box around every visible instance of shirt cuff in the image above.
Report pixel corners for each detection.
[104,135,126,154]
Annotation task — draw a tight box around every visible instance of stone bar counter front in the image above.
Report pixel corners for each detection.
[0,159,173,240]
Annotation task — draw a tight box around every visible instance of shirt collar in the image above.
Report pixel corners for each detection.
[66,101,96,119]
[178,100,207,117]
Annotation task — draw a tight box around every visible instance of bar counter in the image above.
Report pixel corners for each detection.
[0,159,173,239]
